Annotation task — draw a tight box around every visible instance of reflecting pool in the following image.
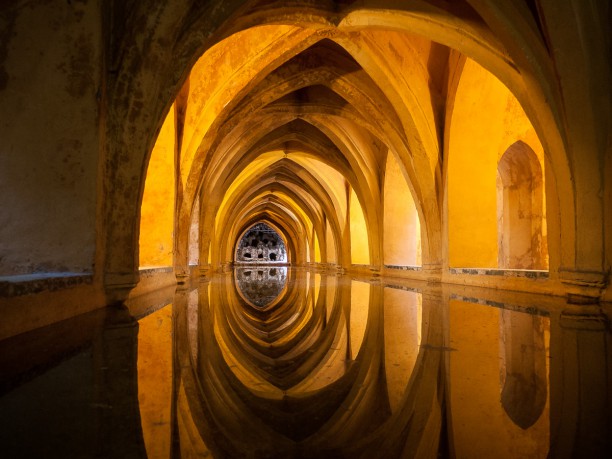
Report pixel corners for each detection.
[0,269,610,458]
[235,267,288,307]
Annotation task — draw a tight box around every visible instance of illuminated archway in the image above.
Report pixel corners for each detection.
[109,1,608,303]
[235,222,288,263]
[446,58,548,269]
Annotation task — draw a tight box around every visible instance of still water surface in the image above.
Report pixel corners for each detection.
[0,268,610,458]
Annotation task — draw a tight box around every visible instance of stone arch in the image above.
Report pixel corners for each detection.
[445,57,552,270]
[103,1,592,301]
[209,158,344,268]
[497,141,548,270]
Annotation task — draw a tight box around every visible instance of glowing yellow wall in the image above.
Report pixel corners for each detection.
[314,230,321,263]
[326,223,337,264]
[139,107,176,267]
[447,61,504,267]
[384,152,421,266]
[447,59,545,268]
[350,188,370,265]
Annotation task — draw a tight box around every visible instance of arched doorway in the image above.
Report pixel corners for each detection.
[497,141,548,270]
[235,222,288,264]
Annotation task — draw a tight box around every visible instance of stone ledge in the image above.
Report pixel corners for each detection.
[0,272,93,298]
[449,268,548,279]
[384,265,422,271]
[385,283,422,293]
[139,266,174,275]
[449,292,549,316]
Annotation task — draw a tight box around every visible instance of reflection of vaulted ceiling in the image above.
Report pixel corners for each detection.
[175,273,444,457]
[178,29,450,266]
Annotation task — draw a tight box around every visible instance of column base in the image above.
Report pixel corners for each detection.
[559,268,607,303]
[104,271,140,304]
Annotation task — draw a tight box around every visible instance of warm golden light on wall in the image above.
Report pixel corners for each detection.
[447,59,547,270]
[136,21,555,288]
[139,105,176,268]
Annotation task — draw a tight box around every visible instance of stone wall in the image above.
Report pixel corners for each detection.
[0,1,102,275]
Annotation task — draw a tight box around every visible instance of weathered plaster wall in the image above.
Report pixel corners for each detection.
[447,58,545,269]
[188,195,200,266]
[0,1,102,275]
[497,142,547,270]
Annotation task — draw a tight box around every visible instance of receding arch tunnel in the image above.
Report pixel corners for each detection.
[0,0,599,305]
[138,14,558,282]
[1,2,611,458]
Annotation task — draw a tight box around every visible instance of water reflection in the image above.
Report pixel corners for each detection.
[170,271,550,458]
[0,269,610,458]
[235,267,288,307]
[448,299,550,458]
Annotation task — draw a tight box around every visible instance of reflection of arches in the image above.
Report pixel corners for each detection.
[499,310,548,429]
[234,267,288,308]
[497,141,548,270]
